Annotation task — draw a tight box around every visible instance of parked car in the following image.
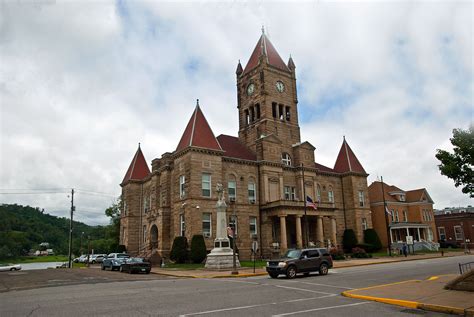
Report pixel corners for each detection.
[0,263,22,272]
[119,257,151,274]
[266,248,333,279]
[101,253,129,271]
[439,240,459,249]
[88,254,106,264]
[73,255,88,263]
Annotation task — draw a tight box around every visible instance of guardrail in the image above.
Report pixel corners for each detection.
[459,261,474,275]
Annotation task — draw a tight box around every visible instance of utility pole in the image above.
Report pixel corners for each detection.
[68,188,75,268]
[231,201,238,275]
[301,164,309,248]
[380,178,392,256]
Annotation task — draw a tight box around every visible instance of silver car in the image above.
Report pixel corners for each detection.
[0,263,21,272]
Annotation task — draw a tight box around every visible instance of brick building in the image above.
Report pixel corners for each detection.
[120,32,372,260]
[368,181,438,250]
[435,212,474,249]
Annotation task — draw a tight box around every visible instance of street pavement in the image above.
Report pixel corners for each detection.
[0,254,471,316]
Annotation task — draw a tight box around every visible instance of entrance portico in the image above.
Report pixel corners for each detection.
[270,209,338,254]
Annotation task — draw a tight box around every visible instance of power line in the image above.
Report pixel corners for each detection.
[0,192,69,195]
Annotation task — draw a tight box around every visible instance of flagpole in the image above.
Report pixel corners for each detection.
[302,163,309,248]
[380,176,392,256]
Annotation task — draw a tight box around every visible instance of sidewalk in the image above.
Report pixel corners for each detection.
[342,274,474,316]
[151,251,466,278]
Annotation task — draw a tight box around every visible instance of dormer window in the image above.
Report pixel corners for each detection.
[399,194,405,202]
[281,153,292,166]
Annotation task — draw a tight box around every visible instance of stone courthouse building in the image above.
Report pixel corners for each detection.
[119,32,372,260]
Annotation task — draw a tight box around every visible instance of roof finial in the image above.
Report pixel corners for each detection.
[138,142,141,148]
[343,135,346,141]
[196,98,199,107]
[261,25,265,34]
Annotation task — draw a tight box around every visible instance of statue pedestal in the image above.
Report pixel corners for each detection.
[204,238,241,270]
[205,187,240,270]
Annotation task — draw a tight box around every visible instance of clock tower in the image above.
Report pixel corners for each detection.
[236,31,301,161]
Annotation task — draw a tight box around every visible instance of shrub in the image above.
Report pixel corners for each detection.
[363,229,382,252]
[170,236,188,263]
[351,247,372,258]
[190,235,207,264]
[329,248,345,260]
[342,229,358,252]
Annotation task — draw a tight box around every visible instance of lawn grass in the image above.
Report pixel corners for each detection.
[163,263,205,270]
[0,255,69,264]
[240,260,267,268]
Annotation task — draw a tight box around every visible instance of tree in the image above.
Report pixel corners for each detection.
[363,229,382,252]
[170,236,188,263]
[342,229,358,252]
[436,127,474,197]
[104,198,121,251]
[190,235,207,264]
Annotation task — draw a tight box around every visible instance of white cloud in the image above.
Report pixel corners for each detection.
[0,1,472,225]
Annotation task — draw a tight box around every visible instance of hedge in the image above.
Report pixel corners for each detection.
[190,235,207,264]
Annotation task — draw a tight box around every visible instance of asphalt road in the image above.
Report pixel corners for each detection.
[0,255,472,317]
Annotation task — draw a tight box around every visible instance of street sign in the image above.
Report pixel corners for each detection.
[406,236,413,245]
[251,240,259,254]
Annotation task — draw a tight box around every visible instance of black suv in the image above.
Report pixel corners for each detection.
[266,248,333,279]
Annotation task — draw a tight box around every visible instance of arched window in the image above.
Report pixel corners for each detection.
[328,186,334,203]
[281,153,292,166]
[317,184,322,202]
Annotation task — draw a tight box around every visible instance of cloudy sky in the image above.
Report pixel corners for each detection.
[0,0,472,225]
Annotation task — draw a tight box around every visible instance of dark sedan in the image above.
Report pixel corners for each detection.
[119,257,151,274]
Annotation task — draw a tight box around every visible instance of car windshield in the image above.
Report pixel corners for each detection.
[284,250,301,259]
[117,254,129,258]
[129,258,144,262]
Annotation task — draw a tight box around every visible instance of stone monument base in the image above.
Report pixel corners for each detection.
[205,252,241,270]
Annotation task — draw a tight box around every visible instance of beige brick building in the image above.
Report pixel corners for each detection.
[120,32,372,260]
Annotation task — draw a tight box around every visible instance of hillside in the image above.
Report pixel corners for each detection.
[0,204,119,259]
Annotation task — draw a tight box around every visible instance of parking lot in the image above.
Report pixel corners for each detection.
[0,265,171,293]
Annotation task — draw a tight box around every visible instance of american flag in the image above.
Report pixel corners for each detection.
[306,196,318,210]
[385,206,392,216]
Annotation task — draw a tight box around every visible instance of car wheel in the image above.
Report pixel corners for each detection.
[101,265,105,270]
[268,272,278,279]
[286,266,297,279]
[145,270,150,274]
[92,261,96,264]
[10,268,15,271]
[319,263,329,276]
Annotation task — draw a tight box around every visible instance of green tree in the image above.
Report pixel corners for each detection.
[363,229,382,252]
[170,236,188,263]
[436,127,474,197]
[190,235,207,264]
[342,229,358,252]
[104,198,121,252]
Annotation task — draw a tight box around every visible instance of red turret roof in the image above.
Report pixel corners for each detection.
[121,144,150,186]
[333,137,366,174]
[176,102,222,152]
[243,33,290,74]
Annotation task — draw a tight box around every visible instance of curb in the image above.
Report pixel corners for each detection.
[341,277,466,316]
[150,270,268,279]
[333,252,464,269]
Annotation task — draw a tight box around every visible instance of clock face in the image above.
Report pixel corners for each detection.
[276,81,284,92]
[247,83,255,96]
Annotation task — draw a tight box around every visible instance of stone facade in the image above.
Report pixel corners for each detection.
[120,33,372,261]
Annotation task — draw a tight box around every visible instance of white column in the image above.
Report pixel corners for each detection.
[295,216,303,249]
[331,217,337,247]
[389,229,394,244]
[279,215,288,252]
[406,228,410,237]
[316,216,324,245]
[417,228,421,241]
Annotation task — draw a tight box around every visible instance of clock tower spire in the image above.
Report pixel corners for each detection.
[236,32,301,157]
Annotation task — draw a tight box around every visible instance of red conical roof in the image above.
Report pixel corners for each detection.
[333,137,366,174]
[243,33,290,74]
[121,144,150,185]
[176,102,222,152]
